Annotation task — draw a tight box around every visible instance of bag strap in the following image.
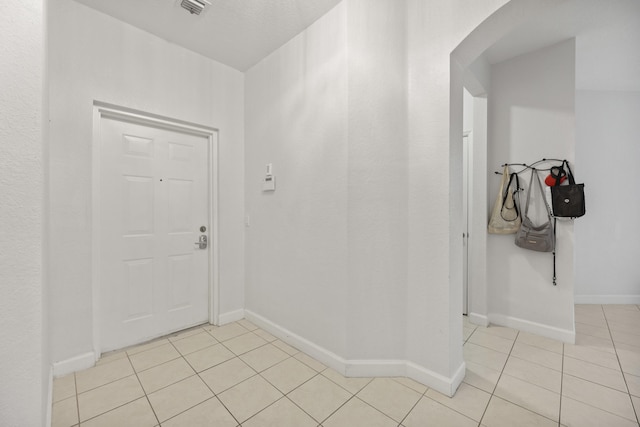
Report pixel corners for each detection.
[553,218,557,286]
[500,172,520,220]
[558,160,576,186]
[524,169,552,222]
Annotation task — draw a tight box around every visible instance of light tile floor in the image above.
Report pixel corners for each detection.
[52,305,640,426]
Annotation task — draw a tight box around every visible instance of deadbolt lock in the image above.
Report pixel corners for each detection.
[200,225,207,232]
[195,235,208,250]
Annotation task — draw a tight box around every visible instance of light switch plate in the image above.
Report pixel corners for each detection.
[263,175,276,191]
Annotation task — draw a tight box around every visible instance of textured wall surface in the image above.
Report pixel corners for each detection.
[575,90,640,301]
[48,0,245,364]
[487,40,576,335]
[0,0,45,425]
[245,2,350,357]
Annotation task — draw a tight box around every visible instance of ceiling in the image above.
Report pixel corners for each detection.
[482,0,640,91]
[72,0,342,71]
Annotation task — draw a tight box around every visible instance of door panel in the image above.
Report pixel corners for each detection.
[99,117,209,352]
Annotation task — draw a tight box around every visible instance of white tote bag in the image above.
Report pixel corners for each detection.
[488,166,521,234]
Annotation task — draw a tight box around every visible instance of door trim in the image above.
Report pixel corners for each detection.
[91,101,220,357]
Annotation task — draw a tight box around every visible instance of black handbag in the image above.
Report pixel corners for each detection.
[551,160,585,218]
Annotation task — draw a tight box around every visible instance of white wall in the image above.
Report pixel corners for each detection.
[346,0,408,361]
[245,0,509,396]
[0,0,47,425]
[575,90,640,303]
[244,1,349,357]
[486,40,575,340]
[48,0,245,365]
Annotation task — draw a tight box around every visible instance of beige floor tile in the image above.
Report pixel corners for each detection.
[129,343,181,372]
[199,357,257,394]
[510,342,562,371]
[75,357,134,393]
[393,376,428,394]
[575,321,612,340]
[494,374,560,421]
[137,357,195,394]
[207,322,249,342]
[608,321,640,337]
[323,397,396,427]
[217,375,283,423]
[463,342,509,372]
[261,357,317,394]
[95,349,128,366]
[564,342,621,370]
[617,344,640,376]
[254,328,277,342]
[503,356,562,393]
[240,343,290,372]
[463,360,501,393]
[237,318,259,331]
[126,338,170,356]
[294,352,326,372]
[482,325,519,340]
[625,372,640,397]
[77,375,144,422]
[288,374,352,423]
[147,375,213,422]
[183,342,235,372]
[272,339,300,355]
[517,331,564,354]
[357,378,422,422]
[171,331,218,356]
[243,397,317,427]
[322,368,372,394]
[563,356,626,392]
[561,396,639,427]
[575,332,616,354]
[53,374,76,403]
[612,330,640,348]
[167,325,205,342]
[562,374,636,421]
[426,382,491,422]
[468,330,515,354]
[51,396,78,427]
[161,397,237,427]
[403,396,477,427]
[482,396,557,427]
[463,326,476,342]
[223,332,268,355]
[80,397,157,427]
[574,312,608,328]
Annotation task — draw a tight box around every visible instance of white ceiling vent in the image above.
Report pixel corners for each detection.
[180,0,211,15]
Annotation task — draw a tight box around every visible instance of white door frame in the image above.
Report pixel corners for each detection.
[91,101,220,357]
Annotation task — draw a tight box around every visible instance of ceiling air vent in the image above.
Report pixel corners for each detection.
[180,0,211,15]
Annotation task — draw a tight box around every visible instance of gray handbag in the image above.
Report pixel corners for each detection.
[515,169,555,252]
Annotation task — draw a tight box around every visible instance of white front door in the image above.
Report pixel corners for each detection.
[99,115,210,352]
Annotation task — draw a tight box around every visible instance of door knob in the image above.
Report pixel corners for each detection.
[195,235,208,249]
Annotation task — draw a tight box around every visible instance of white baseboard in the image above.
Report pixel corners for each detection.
[488,313,575,344]
[574,295,640,305]
[244,309,464,397]
[468,312,489,327]
[406,360,466,397]
[52,352,96,377]
[218,308,245,325]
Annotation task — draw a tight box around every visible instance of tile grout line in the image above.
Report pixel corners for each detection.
[127,348,161,427]
[558,340,565,427]
[74,372,80,426]
[477,329,520,426]
[600,304,640,425]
